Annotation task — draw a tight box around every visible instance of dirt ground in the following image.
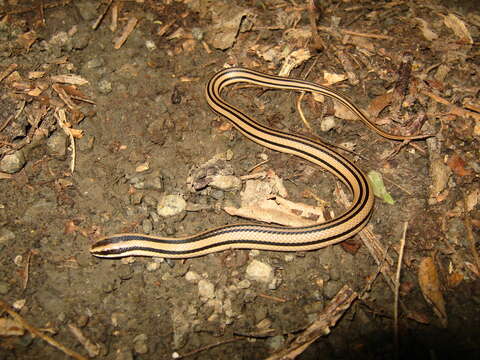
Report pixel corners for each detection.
[0,0,479,359]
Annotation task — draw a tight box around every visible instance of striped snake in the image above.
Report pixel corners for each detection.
[90,67,426,259]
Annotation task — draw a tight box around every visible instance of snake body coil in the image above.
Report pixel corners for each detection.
[91,68,422,259]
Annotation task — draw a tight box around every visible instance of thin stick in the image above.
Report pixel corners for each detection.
[21,250,34,290]
[0,63,18,83]
[342,29,393,39]
[296,92,313,131]
[258,293,287,303]
[177,337,244,359]
[0,299,87,360]
[295,56,319,132]
[247,159,270,173]
[92,0,113,30]
[265,285,357,360]
[394,221,408,359]
[421,89,480,121]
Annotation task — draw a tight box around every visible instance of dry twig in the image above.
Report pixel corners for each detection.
[0,299,87,360]
[394,222,408,359]
[176,337,244,359]
[113,17,138,49]
[422,89,480,121]
[265,285,358,360]
[92,0,113,30]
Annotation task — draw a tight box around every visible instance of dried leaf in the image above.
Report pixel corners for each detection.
[415,18,438,41]
[367,92,393,118]
[418,257,447,327]
[443,14,473,44]
[430,157,451,197]
[206,3,253,50]
[323,71,347,86]
[0,318,25,336]
[340,239,361,254]
[279,48,311,77]
[64,220,78,235]
[465,262,480,278]
[27,87,43,96]
[447,154,472,177]
[332,102,358,121]
[406,311,431,324]
[224,176,325,227]
[16,30,37,49]
[135,162,150,172]
[465,189,479,212]
[28,71,45,79]
[447,271,464,288]
[70,128,84,139]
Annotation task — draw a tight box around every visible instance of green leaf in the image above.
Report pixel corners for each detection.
[367,170,395,205]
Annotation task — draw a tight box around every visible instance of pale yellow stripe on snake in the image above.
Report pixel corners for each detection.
[90,67,425,259]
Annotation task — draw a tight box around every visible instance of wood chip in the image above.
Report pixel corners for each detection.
[113,17,138,49]
[418,257,447,327]
[50,74,89,85]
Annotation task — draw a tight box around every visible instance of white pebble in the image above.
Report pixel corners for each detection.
[157,195,186,217]
[185,271,201,283]
[238,279,251,289]
[146,262,160,271]
[246,260,274,284]
[320,116,337,132]
[198,279,215,299]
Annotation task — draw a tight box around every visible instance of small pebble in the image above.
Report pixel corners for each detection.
[46,132,68,159]
[324,280,342,299]
[0,281,10,295]
[209,175,242,191]
[256,318,272,330]
[76,314,89,328]
[0,150,26,173]
[147,119,168,145]
[142,218,153,234]
[245,260,274,284]
[0,228,15,245]
[117,265,134,280]
[198,279,215,300]
[116,348,134,360]
[320,116,337,132]
[145,40,156,51]
[77,135,95,152]
[130,192,144,205]
[142,195,158,208]
[157,195,186,217]
[133,333,148,354]
[210,189,224,200]
[185,271,201,283]
[98,79,112,94]
[84,57,104,69]
[267,335,285,351]
[143,176,163,191]
[146,262,160,271]
[135,162,149,172]
[237,279,251,289]
[191,27,203,41]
